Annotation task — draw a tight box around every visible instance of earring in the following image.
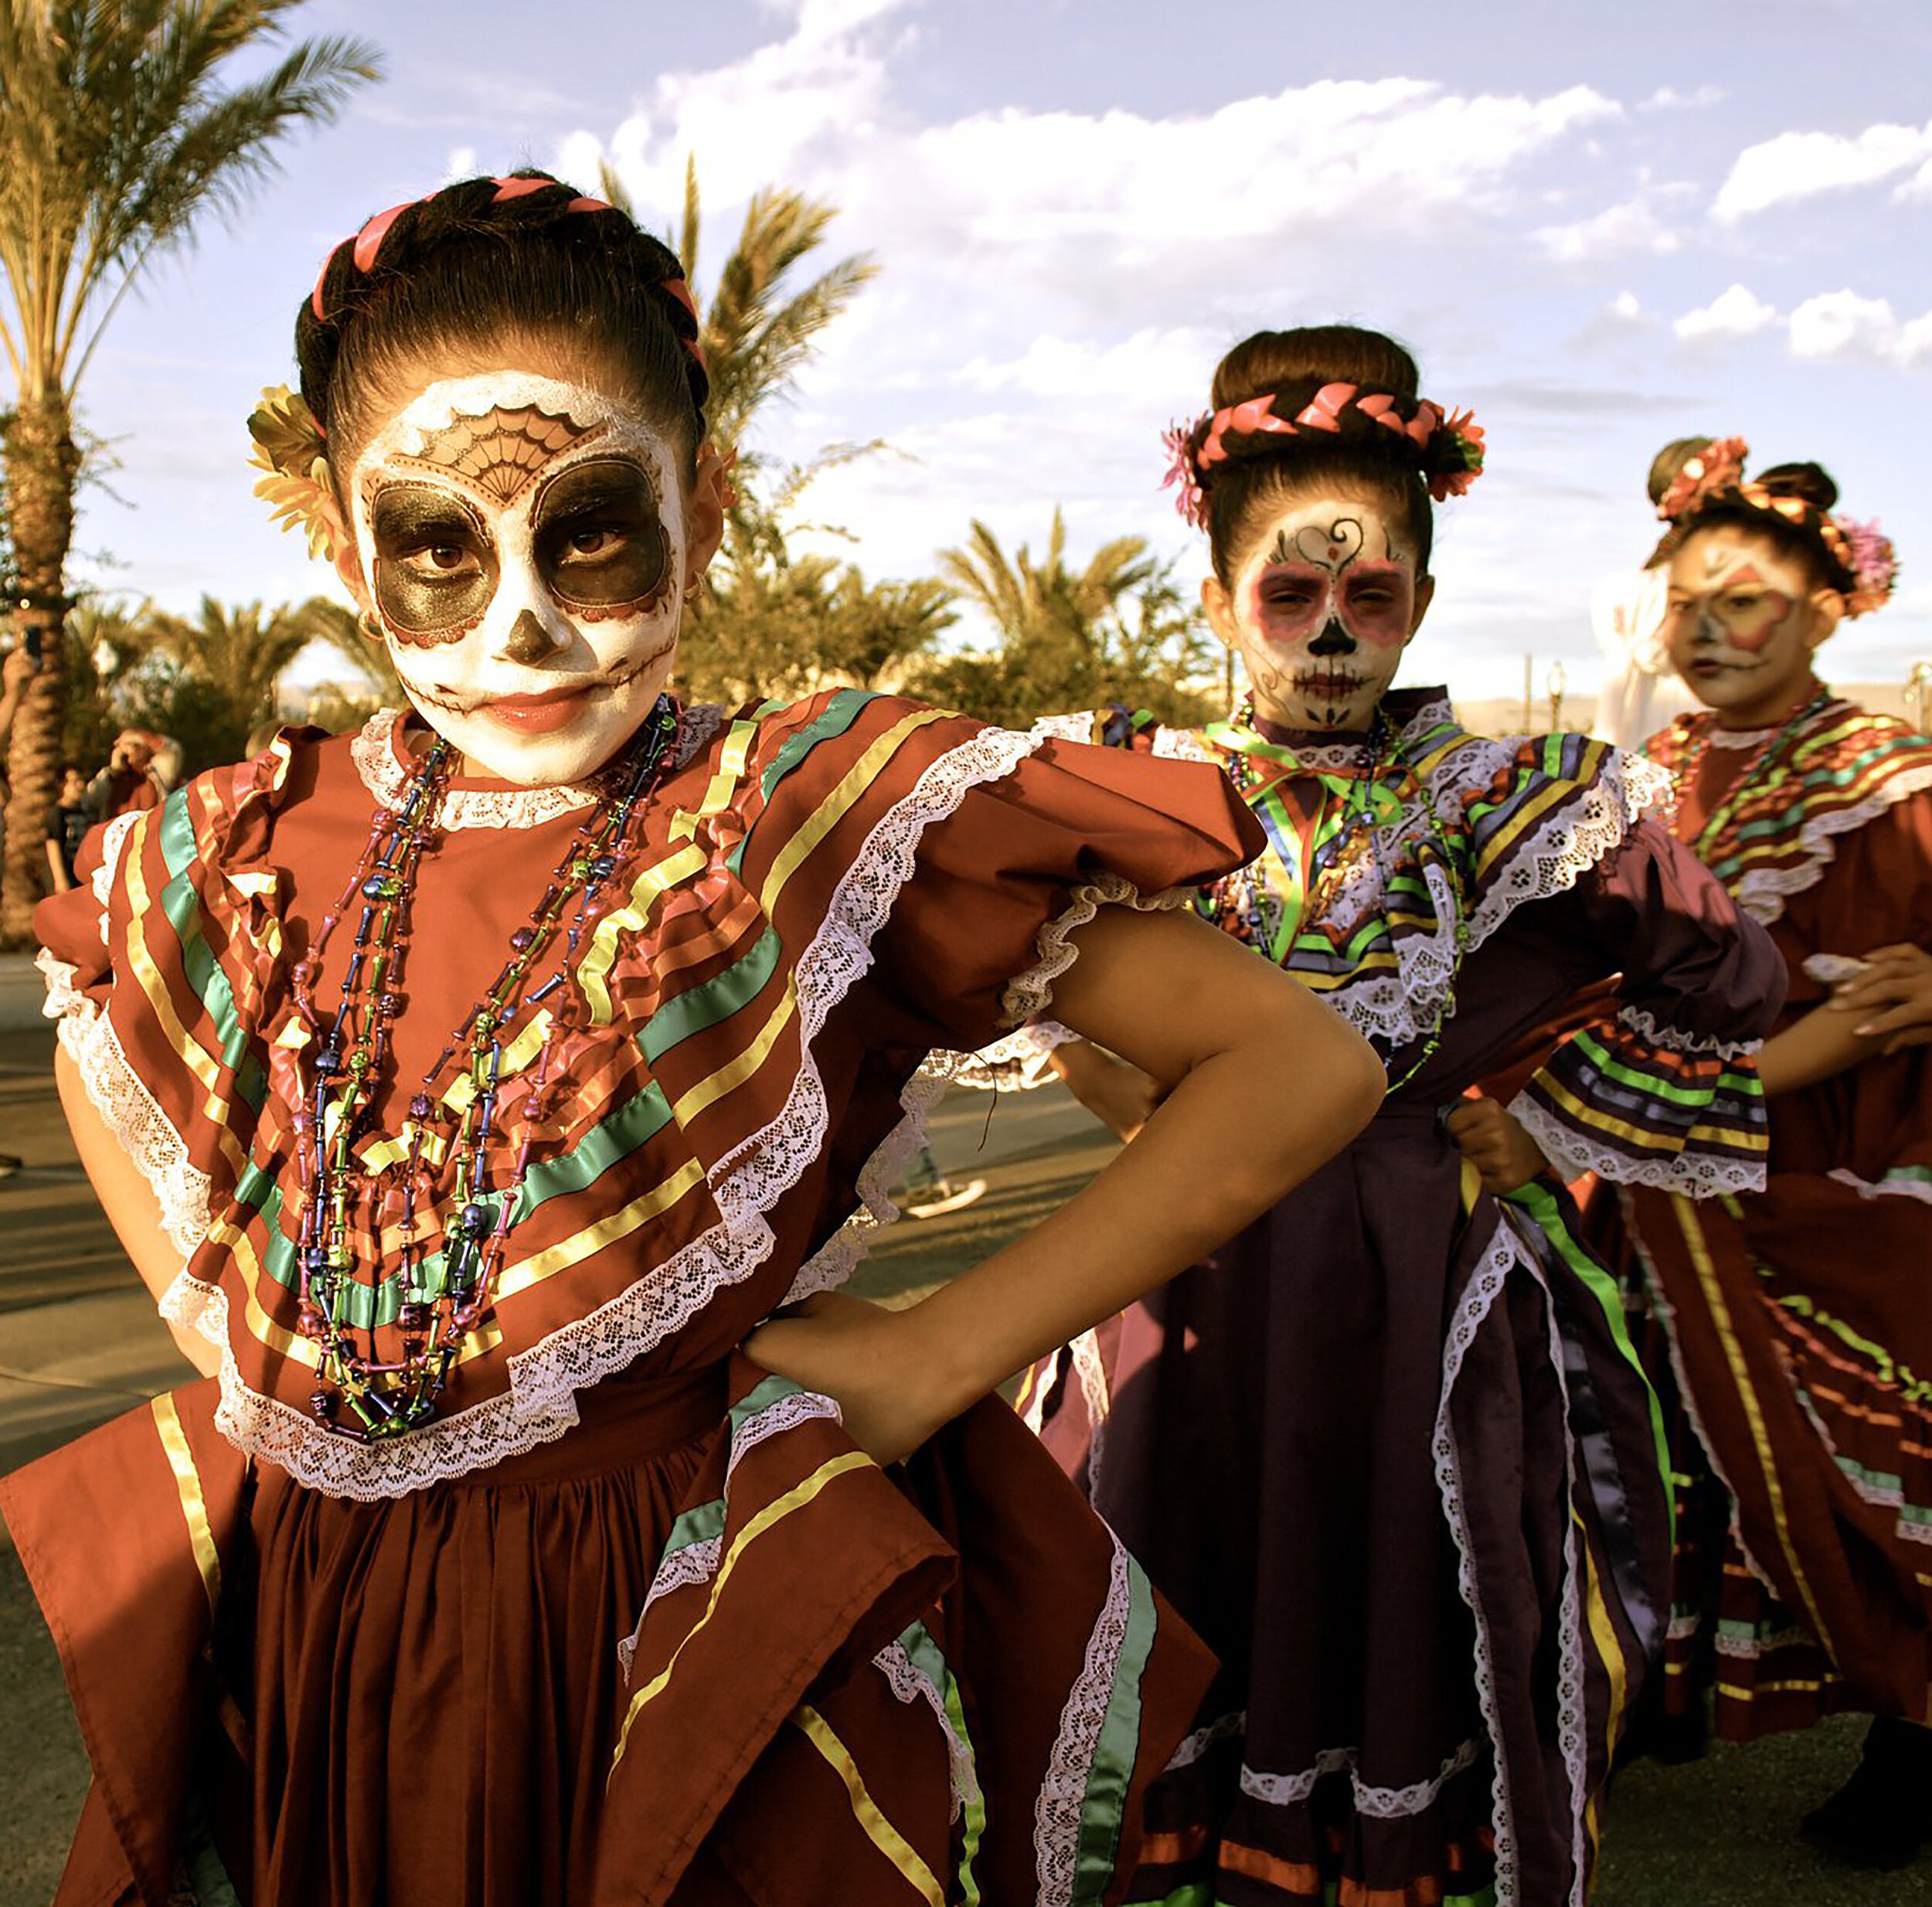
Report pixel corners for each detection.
[356,609,385,643]
[681,576,706,606]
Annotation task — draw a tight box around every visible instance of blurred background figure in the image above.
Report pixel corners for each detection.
[43,763,89,895]
[1590,436,1710,749]
[84,727,172,821]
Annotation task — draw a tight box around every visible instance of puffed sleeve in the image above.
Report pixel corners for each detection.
[869,729,1263,1055]
[33,745,292,1259]
[1507,819,1787,1194]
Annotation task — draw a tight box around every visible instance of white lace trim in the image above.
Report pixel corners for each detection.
[1070,1327,1111,1502]
[781,1051,961,1304]
[1729,760,1932,925]
[1707,724,1782,750]
[613,1385,843,1684]
[1525,1209,1596,1907]
[1217,731,1670,1049]
[93,807,144,904]
[998,875,1196,1028]
[186,721,1049,1498]
[1508,1090,1767,1197]
[872,1640,981,1822]
[1616,1004,1760,1063]
[1033,1531,1133,1907]
[1714,1620,1823,1658]
[42,947,213,1262]
[1825,1167,1932,1207]
[1165,1708,1246,1772]
[946,1021,1080,1094]
[1432,1217,1519,1906]
[1240,1734,1486,1820]
[349,704,729,831]
[787,878,1189,1303]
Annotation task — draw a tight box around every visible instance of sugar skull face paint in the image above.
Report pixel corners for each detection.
[1208,496,1426,732]
[1663,529,1837,728]
[346,372,688,787]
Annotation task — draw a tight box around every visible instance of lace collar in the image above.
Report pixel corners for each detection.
[350,705,727,831]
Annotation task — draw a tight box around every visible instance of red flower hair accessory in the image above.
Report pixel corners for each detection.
[1657,435,1749,523]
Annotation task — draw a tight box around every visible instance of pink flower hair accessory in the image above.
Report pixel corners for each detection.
[1425,406,1485,501]
[1837,516,1900,618]
[1161,415,1213,529]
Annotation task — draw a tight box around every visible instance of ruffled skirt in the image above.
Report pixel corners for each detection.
[2,1355,1213,1906]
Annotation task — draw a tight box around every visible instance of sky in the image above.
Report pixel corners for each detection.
[46,0,1932,700]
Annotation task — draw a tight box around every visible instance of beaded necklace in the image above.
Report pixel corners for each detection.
[1672,684,1829,863]
[1207,699,1474,1092]
[290,696,684,1440]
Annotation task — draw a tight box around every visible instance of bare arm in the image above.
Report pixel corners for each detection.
[746,904,1386,1460]
[1757,1004,1886,1096]
[54,1042,218,1377]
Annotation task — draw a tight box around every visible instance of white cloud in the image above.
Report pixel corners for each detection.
[1642,85,1724,112]
[1536,198,1682,262]
[1713,116,1932,220]
[1787,289,1932,367]
[1673,284,1779,342]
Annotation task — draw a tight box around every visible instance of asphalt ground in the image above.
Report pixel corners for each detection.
[0,1018,1922,1904]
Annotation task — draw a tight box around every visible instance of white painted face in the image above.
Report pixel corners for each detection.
[1207,494,1428,733]
[346,371,688,787]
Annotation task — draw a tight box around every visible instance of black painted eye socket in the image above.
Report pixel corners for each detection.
[532,456,668,609]
[369,482,498,636]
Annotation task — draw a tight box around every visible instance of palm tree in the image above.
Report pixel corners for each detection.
[0,2,379,940]
[938,508,1155,656]
[597,156,876,494]
[922,512,1216,729]
[146,594,319,733]
[306,593,404,704]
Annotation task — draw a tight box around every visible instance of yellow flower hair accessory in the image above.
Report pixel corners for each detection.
[247,384,339,563]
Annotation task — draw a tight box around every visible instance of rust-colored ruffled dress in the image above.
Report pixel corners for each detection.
[1625,690,1932,1739]
[6,690,1260,1907]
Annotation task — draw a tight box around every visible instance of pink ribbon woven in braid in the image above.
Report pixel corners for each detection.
[1161,385,1485,526]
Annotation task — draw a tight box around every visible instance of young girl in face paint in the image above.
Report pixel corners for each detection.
[1577,448,1932,1866]
[9,176,1386,1907]
[1027,325,1787,1907]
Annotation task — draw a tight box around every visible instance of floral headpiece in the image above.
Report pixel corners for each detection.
[1161,382,1485,532]
[247,384,338,563]
[1655,433,1900,618]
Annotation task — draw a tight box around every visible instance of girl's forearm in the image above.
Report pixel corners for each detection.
[902,1010,1379,1414]
[1758,1002,1885,1096]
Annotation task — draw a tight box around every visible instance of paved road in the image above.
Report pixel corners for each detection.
[0,1024,1922,1903]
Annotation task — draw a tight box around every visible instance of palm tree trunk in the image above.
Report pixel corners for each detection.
[2,393,80,946]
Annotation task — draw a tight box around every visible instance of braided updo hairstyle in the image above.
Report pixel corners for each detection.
[1658,461,1858,597]
[1192,325,1437,585]
[297,172,708,487]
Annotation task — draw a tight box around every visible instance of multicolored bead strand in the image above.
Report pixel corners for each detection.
[292,697,683,1440]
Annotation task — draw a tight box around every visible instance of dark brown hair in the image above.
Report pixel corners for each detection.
[295,172,707,478]
[1196,325,1435,584]
[1655,461,1855,594]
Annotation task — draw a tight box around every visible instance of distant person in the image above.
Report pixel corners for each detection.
[85,727,166,820]
[43,763,90,894]
[1468,440,1932,1869]
[1590,435,1710,748]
